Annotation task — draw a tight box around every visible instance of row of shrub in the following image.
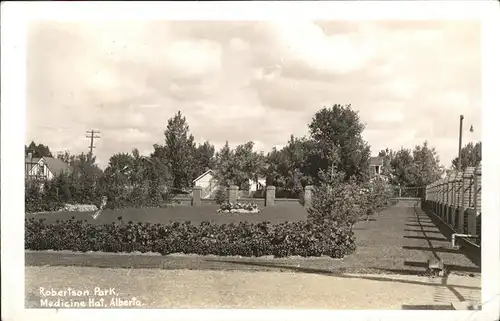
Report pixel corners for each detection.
[25,175,170,213]
[25,217,356,258]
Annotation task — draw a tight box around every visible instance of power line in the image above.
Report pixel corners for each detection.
[86,130,100,158]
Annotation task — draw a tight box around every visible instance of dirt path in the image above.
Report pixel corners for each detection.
[25,266,480,309]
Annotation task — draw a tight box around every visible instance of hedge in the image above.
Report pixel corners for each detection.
[25,217,356,258]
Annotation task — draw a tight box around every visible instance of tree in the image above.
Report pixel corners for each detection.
[213,141,265,190]
[378,148,396,179]
[308,104,371,182]
[307,166,363,228]
[265,135,314,197]
[25,141,53,158]
[451,141,482,171]
[155,111,197,190]
[67,153,103,205]
[390,148,415,187]
[410,141,443,187]
[194,141,216,177]
[214,141,234,187]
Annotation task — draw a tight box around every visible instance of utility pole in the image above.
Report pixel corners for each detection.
[86,130,100,159]
[457,115,464,171]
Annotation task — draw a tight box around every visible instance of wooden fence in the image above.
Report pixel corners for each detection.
[423,163,481,243]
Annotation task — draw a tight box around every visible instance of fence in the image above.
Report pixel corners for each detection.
[423,163,481,244]
[171,185,312,208]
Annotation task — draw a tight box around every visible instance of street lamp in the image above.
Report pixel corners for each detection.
[458,115,464,171]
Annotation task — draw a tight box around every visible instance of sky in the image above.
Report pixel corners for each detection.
[26,20,482,169]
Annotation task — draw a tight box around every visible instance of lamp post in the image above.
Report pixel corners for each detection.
[458,115,464,171]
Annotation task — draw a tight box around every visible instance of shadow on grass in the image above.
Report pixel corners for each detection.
[402,245,460,254]
[203,258,480,290]
[404,229,444,234]
[405,223,438,228]
[404,260,480,274]
[404,235,449,242]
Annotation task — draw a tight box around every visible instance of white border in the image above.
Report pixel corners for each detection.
[1,1,499,321]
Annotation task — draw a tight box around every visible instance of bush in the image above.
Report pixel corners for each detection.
[24,218,356,258]
[307,168,364,227]
[214,187,227,205]
[217,201,260,213]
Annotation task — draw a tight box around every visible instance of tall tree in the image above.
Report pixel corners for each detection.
[308,104,371,182]
[25,141,53,158]
[451,141,482,171]
[155,111,197,190]
[214,141,235,187]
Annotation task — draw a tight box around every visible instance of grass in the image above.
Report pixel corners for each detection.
[25,205,481,277]
[25,203,308,225]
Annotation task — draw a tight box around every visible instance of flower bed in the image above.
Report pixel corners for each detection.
[59,204,99,212]
[217,201,260,214]
[25,217,356,258]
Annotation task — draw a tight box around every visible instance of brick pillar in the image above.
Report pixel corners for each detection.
[265,185,275,207]
[228,185,238,204]
[192,186,202,206]
[304,185,313,208]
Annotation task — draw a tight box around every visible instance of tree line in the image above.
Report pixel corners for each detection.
[25,104,481,210]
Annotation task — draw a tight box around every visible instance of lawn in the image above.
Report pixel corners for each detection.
[25,203,308,225]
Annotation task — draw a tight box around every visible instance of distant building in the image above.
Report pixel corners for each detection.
[369,156,384,176]
[25,153,72,181]
[192,169,266,199]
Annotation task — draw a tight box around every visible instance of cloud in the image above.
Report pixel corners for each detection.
[26,20,481,168]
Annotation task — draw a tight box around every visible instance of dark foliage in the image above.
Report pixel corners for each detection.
[25,218,356,258]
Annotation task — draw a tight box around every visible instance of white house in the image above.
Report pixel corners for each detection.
[26,155,72,181]
[192,169,266,199]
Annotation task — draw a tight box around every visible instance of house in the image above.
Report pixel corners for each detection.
[192,169,266,199]
[369,156,384,175]
[192,170,219,198]
[25,154,72,181]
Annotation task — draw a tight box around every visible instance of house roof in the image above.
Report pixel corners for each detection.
[43,157,72,175]
[369,156,384,166]
[32,157,72,176]
[193,169,216,183]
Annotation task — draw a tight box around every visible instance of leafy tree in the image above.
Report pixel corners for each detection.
[25,141,53,158]
[194,141,216,177]
[214,141,235,187]
[390,148,415,187]
[410,141,443,187]
[214,141,265,191]
[154,111,197,190]
[67,153,103,205]
[308,104,371,182]
[265,135,314,197]
[451,141,482,171]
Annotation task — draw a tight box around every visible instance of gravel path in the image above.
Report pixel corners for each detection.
[25,266,480,309]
